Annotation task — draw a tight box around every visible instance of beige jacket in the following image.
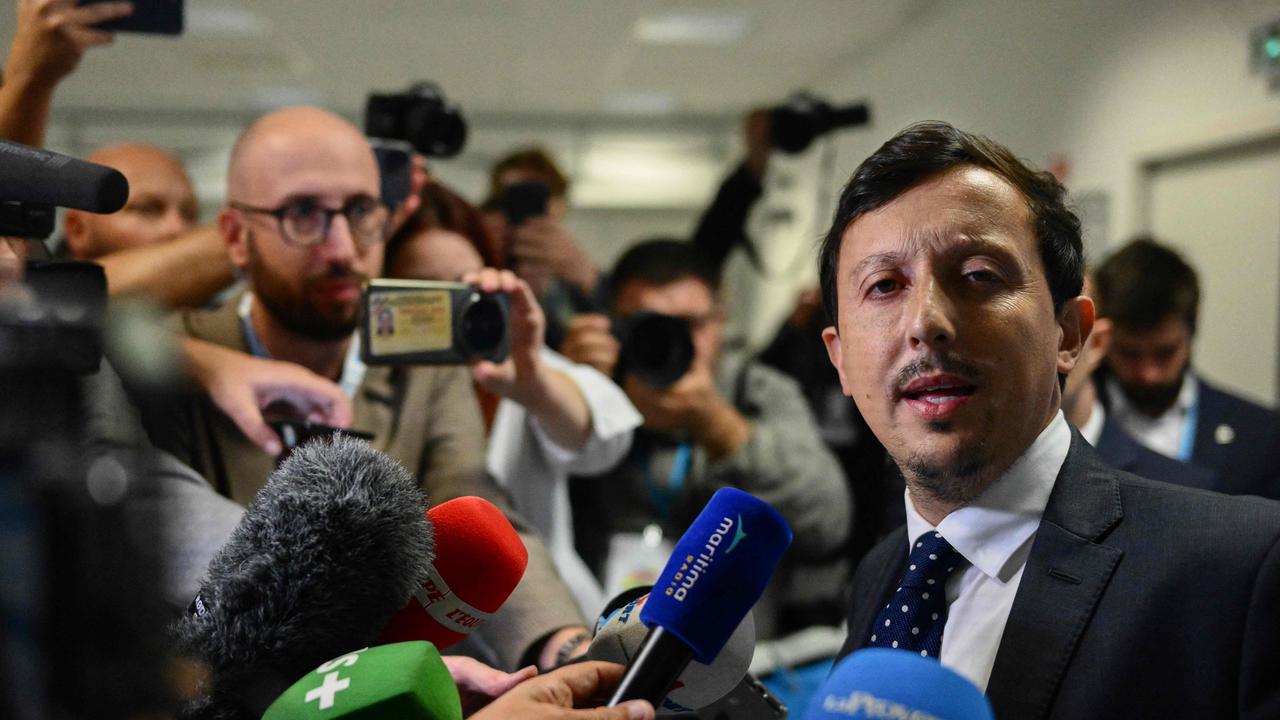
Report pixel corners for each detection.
[145,291,585,668]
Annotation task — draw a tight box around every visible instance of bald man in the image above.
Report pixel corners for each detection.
[139,107,590,671]
[63,143,198,259]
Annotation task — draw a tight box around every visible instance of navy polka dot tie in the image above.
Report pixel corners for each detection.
[865,531,962,659]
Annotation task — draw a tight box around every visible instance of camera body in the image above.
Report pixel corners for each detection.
[361,279,510,365]
[769,92,871,154]
[613,311,695,389]
[365,82,467,159]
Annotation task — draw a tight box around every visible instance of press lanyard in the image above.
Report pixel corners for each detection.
[1177,397,1198,463]
[640,441,693,524]
[237,292,367,399]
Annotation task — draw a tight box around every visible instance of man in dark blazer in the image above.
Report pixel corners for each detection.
[818,121,1280,718]
[1094,239,1280,500]
[1061,276,1217,490]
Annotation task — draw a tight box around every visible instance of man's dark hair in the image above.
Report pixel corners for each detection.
[818,121,1084,325]
[489,146,570,199]
[607,238,720,310]
[1093,237,1199,334]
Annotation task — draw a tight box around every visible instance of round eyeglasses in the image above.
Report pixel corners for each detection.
[230,195,389,248]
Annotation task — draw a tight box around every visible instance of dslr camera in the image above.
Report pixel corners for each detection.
[613,312,695,390]
[361,279,510,365]
[769,92,871,154]
[365,81,468,159]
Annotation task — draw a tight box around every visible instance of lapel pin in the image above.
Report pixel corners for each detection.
[1214,424,1235,445]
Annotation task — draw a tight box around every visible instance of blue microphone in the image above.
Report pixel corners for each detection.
[608,487,792,707]
[807,649,993,720]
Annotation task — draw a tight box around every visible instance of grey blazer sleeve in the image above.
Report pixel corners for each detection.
[704,362,852,558]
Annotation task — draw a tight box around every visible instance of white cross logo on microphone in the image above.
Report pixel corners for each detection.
[305,671,351,710]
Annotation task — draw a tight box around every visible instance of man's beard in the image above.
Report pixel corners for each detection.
[246,232,366,342]
[1120,367,1186,417]
[898,441,993,507]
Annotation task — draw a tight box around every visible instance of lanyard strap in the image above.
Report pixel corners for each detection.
[237,292,366,399]
[1177,397,1199,463]
[640,440,692,523]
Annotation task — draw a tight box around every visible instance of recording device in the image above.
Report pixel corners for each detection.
[613,311,695,389]
[365,82,467,159]
[361,279,510,365]
[769,92,870,154]
[263,642,463,720]
[177,436,435,718]
[80,0,184,34]
[589,592,756,714]
[608,487,793,708]
[806,649,993,720]
[378,496,528,650]
[369,138,414,209]
[500,180,551,227]
[261,399,374,464]
[0,139,129,238]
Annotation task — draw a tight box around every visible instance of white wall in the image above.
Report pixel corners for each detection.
[798,0,1280,401]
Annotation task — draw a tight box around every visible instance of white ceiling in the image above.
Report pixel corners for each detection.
[0,1,938,120]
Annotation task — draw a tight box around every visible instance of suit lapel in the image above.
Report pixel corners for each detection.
[985,432,1124,720]
[852,529,908,648]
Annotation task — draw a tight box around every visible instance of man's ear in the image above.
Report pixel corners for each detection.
[220,207,250,269]
[1057,295,1095,376]
[821,325,853,397]
[1089,316,1113,358]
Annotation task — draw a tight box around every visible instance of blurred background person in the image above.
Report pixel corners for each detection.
[563,238,852,638]
[386,180,642,619]
[1094,238,1280,500]
[1063,272,1216,489]
[61,142,197,259]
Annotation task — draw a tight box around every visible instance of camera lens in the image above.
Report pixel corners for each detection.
[617,312,695,389]
[460,294,505,357]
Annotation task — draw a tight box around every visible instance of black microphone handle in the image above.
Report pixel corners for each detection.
[607,626,694,708]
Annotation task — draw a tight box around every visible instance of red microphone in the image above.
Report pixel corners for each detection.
[378,496,528,649]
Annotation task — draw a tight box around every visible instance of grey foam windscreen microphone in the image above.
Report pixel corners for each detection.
[588,591,755,714]
[175,435,435,719]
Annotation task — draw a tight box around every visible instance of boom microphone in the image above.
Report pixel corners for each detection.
[263,642,463,720]
[807,649,993,720]
[588,591,755,714]
[378,496,528,650]
[0,139,129,213]
[608,487,792,707]
[176,436,435,719]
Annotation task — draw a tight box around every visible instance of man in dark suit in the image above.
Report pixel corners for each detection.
[819,121,1280,718]
[1093,239,1280,500]
[1062,274,1216,490]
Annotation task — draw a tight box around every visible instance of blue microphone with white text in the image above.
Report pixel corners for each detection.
[807,649,993,720]
[608,487,792,707]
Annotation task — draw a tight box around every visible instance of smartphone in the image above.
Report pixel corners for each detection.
[693,674,788,719]
[500,180,550,227]
[361,279,510,365]
[80,0,184,35]
[369,138,414,210]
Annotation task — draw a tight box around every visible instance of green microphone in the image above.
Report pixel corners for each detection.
[263,641,463,719]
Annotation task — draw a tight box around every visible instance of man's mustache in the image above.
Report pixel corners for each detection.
[893,354,984,395]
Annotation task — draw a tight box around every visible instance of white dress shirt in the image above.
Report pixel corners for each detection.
[1106,373,1199,460]
[1079,398,1106,447]
[487,348,642,618]
[903,411,1071,691]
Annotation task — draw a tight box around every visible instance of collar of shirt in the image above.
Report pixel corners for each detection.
[905,411,1071,582]
[1106,371,1199,426]
[1080,397,1106,446]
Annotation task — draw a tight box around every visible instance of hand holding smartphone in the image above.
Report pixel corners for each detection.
[79,0,183,35]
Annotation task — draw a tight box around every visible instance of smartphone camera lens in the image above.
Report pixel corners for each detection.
[460,293,505,357]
